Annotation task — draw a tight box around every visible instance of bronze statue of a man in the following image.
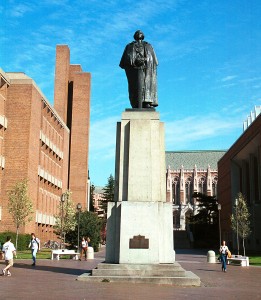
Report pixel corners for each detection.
[119,30,158,109]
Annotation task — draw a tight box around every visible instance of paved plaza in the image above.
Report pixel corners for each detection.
[1,247,261,299]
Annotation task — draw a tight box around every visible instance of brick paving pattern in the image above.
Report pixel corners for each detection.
[1,248,261,299]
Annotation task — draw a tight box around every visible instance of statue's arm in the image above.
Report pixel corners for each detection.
[119,43,134,69]
[146,43,158,66]
[119,46,127,69]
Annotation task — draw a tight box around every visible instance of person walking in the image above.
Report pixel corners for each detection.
[219,240,229,272]
[2,236,16,277]
[28,233,40,266]
[79,237,88,261]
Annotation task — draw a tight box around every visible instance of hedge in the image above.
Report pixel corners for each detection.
[0,232,31,251]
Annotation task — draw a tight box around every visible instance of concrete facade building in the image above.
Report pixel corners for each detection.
[218,106,261,252]
[166,151,226,230]
[0,46,91,242]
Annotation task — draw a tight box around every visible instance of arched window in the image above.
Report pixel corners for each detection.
[185,177,193,204]
[172,177,180,205]
[173,210,180,229]
[212,177,218,196]
[198,177,207,194]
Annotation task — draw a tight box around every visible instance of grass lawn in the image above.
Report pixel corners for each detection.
[249,256,261,266]
[15,248,76,260]
[16,248,52,259]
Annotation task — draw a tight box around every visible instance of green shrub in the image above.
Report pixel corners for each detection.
[66,211,103,252]
[0,232,31,251]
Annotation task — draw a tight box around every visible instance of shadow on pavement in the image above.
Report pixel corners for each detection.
[2,262,92,276]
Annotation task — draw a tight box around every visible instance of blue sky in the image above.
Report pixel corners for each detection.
[1,0,261,187]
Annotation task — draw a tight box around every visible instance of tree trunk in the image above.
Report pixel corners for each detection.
[15,227,19,250]
[243,238,246,256]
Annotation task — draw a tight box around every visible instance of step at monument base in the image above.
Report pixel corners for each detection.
[77,262,200,286]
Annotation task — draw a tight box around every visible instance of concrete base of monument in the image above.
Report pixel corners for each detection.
[106,201,175,264]
[77,262,200,286]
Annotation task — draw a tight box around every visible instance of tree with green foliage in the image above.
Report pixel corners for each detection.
[54,190,77,246]
[8,179,34,250]
[190,192,218,225]
[66,210,103,251]
[101,174,115,218]
[89,184,95,212]
[189,192,219,248]
[231,192,251,256]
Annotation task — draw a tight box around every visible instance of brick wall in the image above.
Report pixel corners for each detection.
[0,44,91,242]
[54,45,91,210]
[218,114,261,251]
[0,71,9,220]
[54,45,70,123]
[0,73,70,242]
[68,71,91,209]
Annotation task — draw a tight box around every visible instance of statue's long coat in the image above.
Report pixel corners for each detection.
[120,41,158,108]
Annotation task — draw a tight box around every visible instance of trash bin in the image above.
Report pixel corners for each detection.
[207,250,216,263]
[87,246,94,259]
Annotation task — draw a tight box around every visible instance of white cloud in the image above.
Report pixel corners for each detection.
[9,3,33,17]
[89,116,118,159]
[165,113,242,150]
[41,0,69,6]
[240,76,261,83]
[157,34,214,64]
[221,102,249,114]
[221,75,237,82]
[221,83,237,88]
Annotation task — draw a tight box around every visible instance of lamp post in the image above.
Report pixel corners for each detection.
[217,204,221,246]
[76,203,82,251]
[235,198,239,255]
[60,193,67,249]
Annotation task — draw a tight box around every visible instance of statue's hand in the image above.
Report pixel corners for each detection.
[135,57,145,67]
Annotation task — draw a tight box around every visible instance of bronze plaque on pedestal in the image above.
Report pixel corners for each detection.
[129,235,149,249]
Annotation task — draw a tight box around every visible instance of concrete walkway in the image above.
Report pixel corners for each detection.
[1,248,260,299]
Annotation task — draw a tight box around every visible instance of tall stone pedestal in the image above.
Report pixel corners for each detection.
[106,110,175,264]
[78,110,200,286]
[114,110,166,204]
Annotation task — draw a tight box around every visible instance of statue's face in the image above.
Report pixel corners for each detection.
[134,30,144,41]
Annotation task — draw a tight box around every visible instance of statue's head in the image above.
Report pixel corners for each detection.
[134,30,144,41]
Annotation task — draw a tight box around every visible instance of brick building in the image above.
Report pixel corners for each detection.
[166,150,226,230]
[218,106,261,252]
[54,45,91,211]
[0,69,9,215]
[93,186,105,218]
[0,45,91,242]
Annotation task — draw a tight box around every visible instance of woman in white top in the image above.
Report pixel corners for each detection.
[80,237,88,261]
[219,240,229,272]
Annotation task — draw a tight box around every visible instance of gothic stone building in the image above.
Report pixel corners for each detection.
[166,150,226,230]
